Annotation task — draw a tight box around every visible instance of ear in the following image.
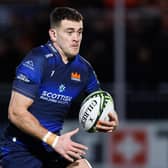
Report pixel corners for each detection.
[48,28,57,41]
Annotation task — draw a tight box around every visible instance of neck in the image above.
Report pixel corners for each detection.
[52,42,69,64]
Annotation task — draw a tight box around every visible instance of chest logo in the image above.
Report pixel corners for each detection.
[71,72,81,82]
[59,84,66,93]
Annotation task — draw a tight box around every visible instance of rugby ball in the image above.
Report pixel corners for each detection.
[79,90,115,132]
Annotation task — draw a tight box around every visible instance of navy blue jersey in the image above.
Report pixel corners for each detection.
[7,41,100,139]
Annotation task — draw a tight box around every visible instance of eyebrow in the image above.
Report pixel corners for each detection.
[65,27,83,31]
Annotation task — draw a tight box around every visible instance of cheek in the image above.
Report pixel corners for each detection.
[60,35,70,44]
[57,36,68,47]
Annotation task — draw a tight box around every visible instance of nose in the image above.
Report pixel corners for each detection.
[73,33,80,41]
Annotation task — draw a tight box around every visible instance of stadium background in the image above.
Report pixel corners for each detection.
[0,0,168,167]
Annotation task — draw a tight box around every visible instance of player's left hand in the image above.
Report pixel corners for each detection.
[96,111,119,132]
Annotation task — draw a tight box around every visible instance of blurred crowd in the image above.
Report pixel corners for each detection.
[0,0,168,90]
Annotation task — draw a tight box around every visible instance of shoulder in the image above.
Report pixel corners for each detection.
[23,44,55,66]
[16,44,56,75]
[26,45,50,60]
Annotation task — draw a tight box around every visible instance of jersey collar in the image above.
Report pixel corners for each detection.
[45,40,79,64]
[46,41,58,55]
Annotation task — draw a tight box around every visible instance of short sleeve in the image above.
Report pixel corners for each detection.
[13,51,45,99]
[85,66,100,93]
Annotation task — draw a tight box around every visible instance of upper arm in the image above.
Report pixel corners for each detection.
[13,50,45,99]
[8,90,34,117]
[85,66,100,93]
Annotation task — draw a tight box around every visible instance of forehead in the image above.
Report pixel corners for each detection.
[59,19,83,30]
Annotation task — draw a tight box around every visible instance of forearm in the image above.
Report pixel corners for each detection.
[8,108,48,140]
[8,91,59,147]
[9,108,59,149]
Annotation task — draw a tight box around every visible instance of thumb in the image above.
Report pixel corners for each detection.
[108,111,117,119]
[68,128,79,137]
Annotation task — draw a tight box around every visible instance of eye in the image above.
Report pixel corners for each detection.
[67,31,73,35]
[78,31,82,35]
[79,29,83,34]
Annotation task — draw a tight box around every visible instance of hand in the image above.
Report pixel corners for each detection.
[96,111,119,132]
[53,128,88,162]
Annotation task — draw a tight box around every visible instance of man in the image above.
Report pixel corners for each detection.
[0,7,118,168]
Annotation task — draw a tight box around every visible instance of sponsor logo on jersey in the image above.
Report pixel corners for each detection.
[59,84,66,93]
[71,72,81,81]
[23,60,34,70]
[16,74,30,82]
[40,90,72,104]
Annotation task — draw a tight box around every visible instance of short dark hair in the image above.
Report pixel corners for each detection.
[50,7,84,28]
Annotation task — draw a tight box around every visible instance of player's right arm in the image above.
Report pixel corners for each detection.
[8,90,87,162]
[8,90,48,141]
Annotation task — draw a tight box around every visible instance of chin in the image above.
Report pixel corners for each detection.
[72,48,79,54]
[70,51,79,56]
[66,49,79,58]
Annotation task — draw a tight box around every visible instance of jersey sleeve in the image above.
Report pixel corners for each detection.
[85,66,100,93]
[12,50,45,99]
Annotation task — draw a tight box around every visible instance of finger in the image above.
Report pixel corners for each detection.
[96,125,113,131]
[97,120,117,127]
[72,142,88,151]
[108,112,119,124]
[64,154,75,162]
[67,151,82,160]
[96,124,116,132]
[107,130,113,133]
[68,128,79,137]
[70,147,86,156]
[108,112,118,120]
[108,125,117,132]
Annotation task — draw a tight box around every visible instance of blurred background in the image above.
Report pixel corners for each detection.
[0,0,168,167]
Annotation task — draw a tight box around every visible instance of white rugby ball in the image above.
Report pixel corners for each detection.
[79,90,115,132]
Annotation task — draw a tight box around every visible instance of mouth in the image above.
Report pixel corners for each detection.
[71,45,79,50]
